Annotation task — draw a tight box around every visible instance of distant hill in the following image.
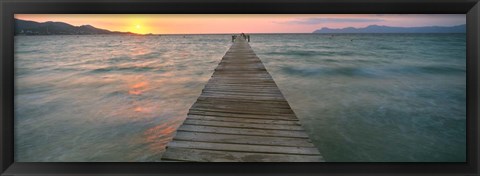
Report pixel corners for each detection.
[313,24,466,34]
[15,19,135,35]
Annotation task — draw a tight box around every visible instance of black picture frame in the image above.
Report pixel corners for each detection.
[1,0,479,175]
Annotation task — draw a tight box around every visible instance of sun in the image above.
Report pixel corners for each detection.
[129,23,149,34]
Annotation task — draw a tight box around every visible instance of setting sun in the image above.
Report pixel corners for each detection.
[130,23,149,34]
[126,17,151,34]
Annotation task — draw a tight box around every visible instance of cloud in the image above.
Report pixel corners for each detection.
[283,18,385,25]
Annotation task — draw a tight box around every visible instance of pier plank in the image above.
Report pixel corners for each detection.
[177,125,309,138]
[189,108,295,117]
[182,119,304,130]
[166,141,320,155]
[187,110,298,120]
[162,148,324,162]
[173,131,315,147]
[187,115,300,125]
[191,103,294,112]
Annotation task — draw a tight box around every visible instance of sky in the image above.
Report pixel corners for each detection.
[15,14,466,34]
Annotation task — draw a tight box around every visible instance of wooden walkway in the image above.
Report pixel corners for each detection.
[161,36,323,162]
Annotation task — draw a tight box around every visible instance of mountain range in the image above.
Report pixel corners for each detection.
[15,19,135,35]
[313,24,466,33]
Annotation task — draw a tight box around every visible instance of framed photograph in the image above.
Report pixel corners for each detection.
[1,0,479,175]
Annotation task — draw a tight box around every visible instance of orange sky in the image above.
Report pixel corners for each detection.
[15,14,466,34]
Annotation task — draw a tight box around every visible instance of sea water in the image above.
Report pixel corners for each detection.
[15,34,466,162]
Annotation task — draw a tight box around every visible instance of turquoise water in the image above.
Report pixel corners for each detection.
[250,33,466,162]
[15,34,466,162]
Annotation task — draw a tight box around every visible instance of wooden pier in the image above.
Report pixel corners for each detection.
[161,36,323,162]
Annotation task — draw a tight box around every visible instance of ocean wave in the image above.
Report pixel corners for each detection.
[108,56,132,63]
[388,65,466,75]
[377,45,401,51]
[16,49,43,54]
[320,58,389,64]
[282,64,465,78]
[322,59,338,63]
[16,83,54,95]
[89,66,162,73]
[52,67,86,72]
[281,66,380,78]
[198,38,224,42]
[105,90,126,98]
[267,50,358,57]
[415,65,466,74]
[135,52,163,60]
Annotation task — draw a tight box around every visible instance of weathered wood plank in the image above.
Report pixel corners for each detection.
[189,107,294,117]
[187,110,298,120]
[203,86,280,90]
[177,125,309,138]
[205,85,278,89]
[167,141,320,155]
[211,75,272,78]
[196,97,291,106]
[162,148,324,162]
[202,89,283,95]
[191,103,294,112]
[187,115,300,125]
[201,91,283,97]
[202,90,284,96]
[204,82,279,87]
[183,119,303,131]
[199,94,287,101]
[194,102,292,111]
[173,131,314,147]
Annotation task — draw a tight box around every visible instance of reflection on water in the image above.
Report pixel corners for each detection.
[143,119,182,153]
[15,35,230,161]
[129,81,149,95]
